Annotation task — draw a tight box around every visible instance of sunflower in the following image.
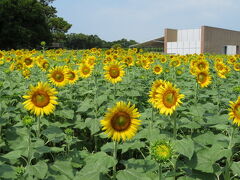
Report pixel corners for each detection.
[100,101,141,142]
[217,65,230,79]
[22,69,31,79]
[48,66,68,87]
[0,51,4,59]
[23,57,34,68]
[104,61,125,84]
[86,56,96,67]
[153,64,163,75]
[79,63,93,78]
[65,68,79,84]
[195,59,209,71]
[229,97,240,126]
[23,82,58,116]
[160,57,167,64]
[233,63,240,71]
[150,140,173,163]
[156,82,184,115]
[124,56,134,66]
[196,70,212,88]
[149,80,167,108]
[169,58,181,67]
[39,59,50,71]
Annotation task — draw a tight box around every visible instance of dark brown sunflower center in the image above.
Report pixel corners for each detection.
[111,111,131,131]
[235,104,240,118]
[42,62,49,69]
[53,72,64,82]
[163,91,177,108]
[198,73,207,83]
[217,64,224,71]
[154,67,161,72]
[32,90,50,107]
[82,66,90,75]
[25,58,32,65]
[68,72,75,80]
[198,63,206,70]
[109,67,120,78]
[235,64,240,70]
[172,61,178,66]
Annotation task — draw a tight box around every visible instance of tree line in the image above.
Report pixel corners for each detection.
[0,0,137,50]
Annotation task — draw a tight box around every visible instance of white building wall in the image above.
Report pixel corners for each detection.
[226,45,237,55]
[167,28,201,55]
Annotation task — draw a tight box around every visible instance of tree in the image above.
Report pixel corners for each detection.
[0,0,52,49]
[48,17,72,43]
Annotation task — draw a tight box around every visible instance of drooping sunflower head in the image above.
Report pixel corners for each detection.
[150,140,173,163]
[156,82,184,115]
[153,64,163,75]
[104,61,125,84]
[79,63,93,78]
[22,82,58,116]
[196,70,212,88]
[100,101,141,142]
[48,66,68,87]
[229,97,240,126]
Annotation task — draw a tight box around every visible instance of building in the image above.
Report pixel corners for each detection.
[129,37,164,50]
[133,26,240,55]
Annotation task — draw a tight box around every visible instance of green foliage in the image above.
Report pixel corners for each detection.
[0,0,52,49]
[65,34,138,49]
[0,50,240,179]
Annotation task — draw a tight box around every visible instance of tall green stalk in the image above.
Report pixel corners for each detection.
[92,73,99,152]
[113,141,118,180]
[27,128,32,172]
[37,116,41,138]
[172,112,177,180]
[172,112,177,140]
[158,163,162,180]
[195,82,198,106]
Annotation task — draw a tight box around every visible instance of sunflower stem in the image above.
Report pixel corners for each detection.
[113,141,118,180]
[172,112,177,140]
[27,128,32,172]
[114,83,117,102]
[94,74,98,152]
[216,79,221,114]
[37,116,41,138]
[195,82,198,106]
[158,163,162,180]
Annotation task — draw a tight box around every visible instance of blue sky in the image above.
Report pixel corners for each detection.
[52,0,240,43]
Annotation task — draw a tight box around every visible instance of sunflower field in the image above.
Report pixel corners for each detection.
[0,48,240,180]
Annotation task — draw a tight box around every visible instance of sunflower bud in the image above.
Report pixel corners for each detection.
[64,128,74,136]
[22,116,34,127]
[15,165,25,177]
[150,140,173,163]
